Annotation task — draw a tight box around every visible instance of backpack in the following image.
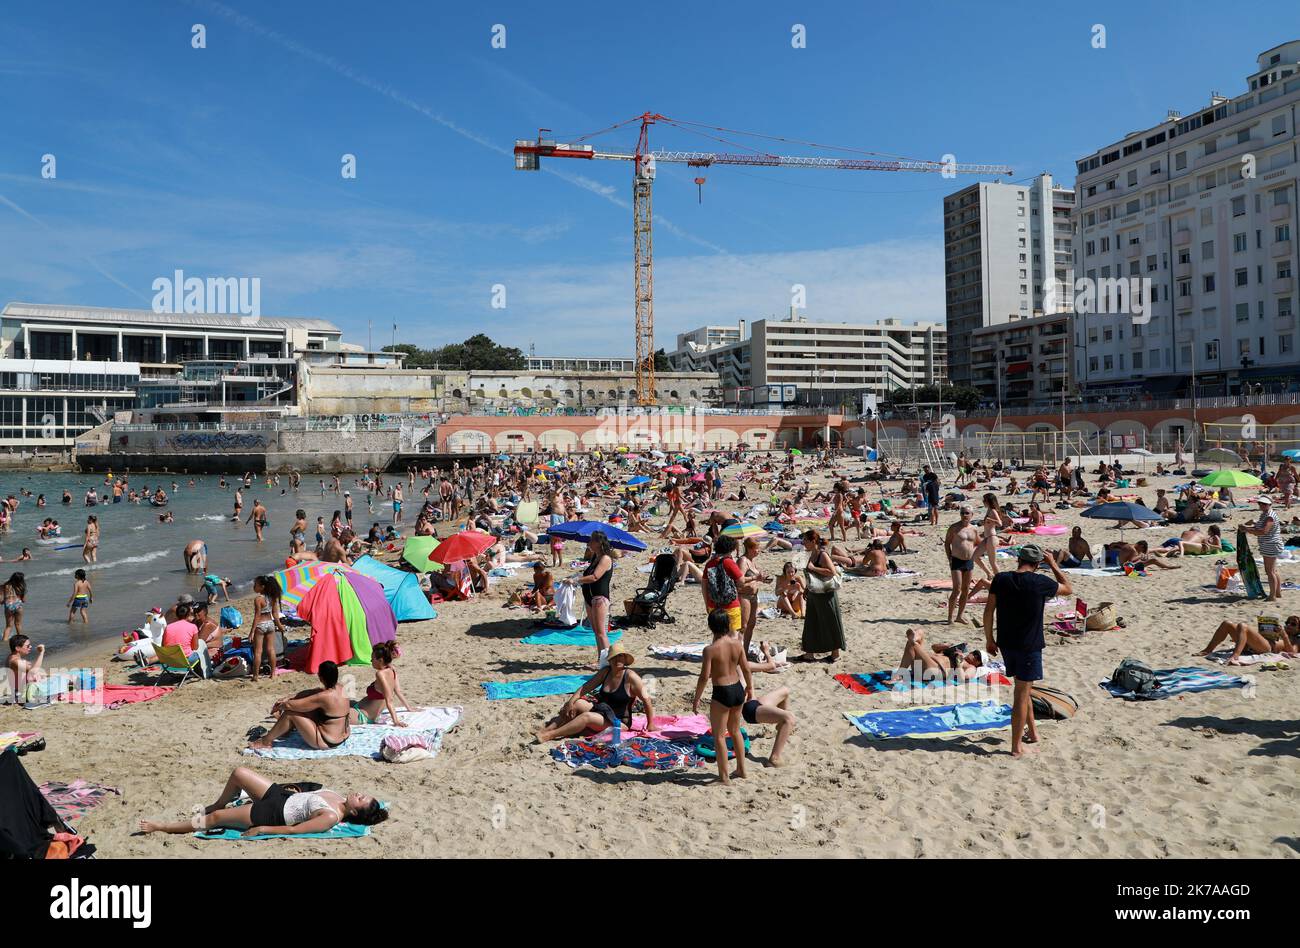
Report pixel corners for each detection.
[706,560,737,607]
[1109,657,1159,696]
[1029,684,1079,720]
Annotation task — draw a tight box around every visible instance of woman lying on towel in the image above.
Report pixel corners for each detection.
[533,644,655,743]
[249,661,352,751]
[1195,616,1300,664]
[138,765,386,837]
[892,628,985,683]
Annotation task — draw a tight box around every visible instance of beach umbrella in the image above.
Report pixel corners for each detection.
[496,454,510,461]
[294,565,397,672]
[1281,449,1300,460]
[721,521,766,539]
[545,520,648,552]
[649,450,665,458]
[427,530,497,565]
[691,472,707,482]
[790,448,803,456]
[1081,501,1163,537]
[400,536,445,573]
[665,464,689,475]
[1201,447,1241,468]
[1199,469,1262,488]
[626,475,650,486]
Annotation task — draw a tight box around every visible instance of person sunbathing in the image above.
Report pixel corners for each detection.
[892,628,985,683]
[774,561,805,618]
[138,765,385,837]
[349,642,414,726]
[1105,540,1181,570]
[1048,527,1093,568]
[249,661,353,751]
[1161,525,1223,557]
[1195,616,1299,664]
[846,540,890,576]
[534,644,653,742]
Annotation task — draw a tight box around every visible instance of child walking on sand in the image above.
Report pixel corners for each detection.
[692,607,754,785]
[67,569,92,624]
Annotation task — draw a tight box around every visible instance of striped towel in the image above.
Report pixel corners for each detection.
[835,669,1011,694]
[843,701,1012,739]
[1099,667,1249,700]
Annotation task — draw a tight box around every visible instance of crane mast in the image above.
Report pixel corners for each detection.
[514,112,1012,406]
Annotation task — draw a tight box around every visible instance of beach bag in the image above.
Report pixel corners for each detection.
[381,733,433,763]
[554,582,580,627]
[213,656,249,680]
[219,606,243,629]
[706,561,738,606]
[1085,602,1118,631]
[1109,658,1159,696]
[1030,685,1079,720]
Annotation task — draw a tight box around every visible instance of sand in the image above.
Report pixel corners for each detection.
[5,463,1298,859]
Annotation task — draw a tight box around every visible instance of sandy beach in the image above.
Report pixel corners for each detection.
[6,462,1298,859]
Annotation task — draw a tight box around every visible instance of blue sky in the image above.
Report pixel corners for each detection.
[1,1,1295,355]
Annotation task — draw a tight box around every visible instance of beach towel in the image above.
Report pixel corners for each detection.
[521,625,625,647]
[36,684,175,710]
[1063,567,1126,577]
[1098,667,1249,700]
[834,669,1011,695]
[195,800,387,840]
[551,735,704,770]
[244,707,461,759]
[482,675,589,700]
[37,779,121,824]
[1202,650,1291,668]
[584,714,711,742]
[0,731,42,754]
[843,701,1013,739]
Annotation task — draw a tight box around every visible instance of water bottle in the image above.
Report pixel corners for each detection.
[611,718,622,746]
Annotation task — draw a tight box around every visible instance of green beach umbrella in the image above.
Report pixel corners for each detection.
[1198,470,1262,488]
[401,535,444,573]
[789,448,803,456]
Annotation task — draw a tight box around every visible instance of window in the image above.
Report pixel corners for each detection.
[1089,356,1099,372]
[1127,170,1138,186]
[1237,302,1250,322]
[1178,280,1191,297]
[1178,248,1190,265]
[1234,232,1247,252]
[1085,241,1095,256]
[1103,327,1113,342]
[1103,355,1113,370]
[1203,275,1216,292]
[1201,207,1214,227]
[1147,254,1158,272]
[1101,237,1110,252]
[1282,335,1294,354]
[1282,298,1294,318]
[1149,349,1160,368]
[1236,268,1248,287]
[1275,188,1291,206]
[1202,240,1214,260]
[1175,151,1187,170]
[1204,139,1217,156]
[1274,115,1288,137]
[1280,261,1293,280]
[1238,129,1251,144]
[1232,196,1246,217]
[1149,161,1161,175]
[1205,340,1219,361]
[1017,206,1025,216]
[1277,225,1292,243]
[1126,199,1140,214]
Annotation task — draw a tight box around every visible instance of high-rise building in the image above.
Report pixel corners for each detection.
[670,313,945,407]
[943,173,1075,388]
[1072,41,1300,397]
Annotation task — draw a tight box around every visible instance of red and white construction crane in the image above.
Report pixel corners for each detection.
[514,112,1012,405]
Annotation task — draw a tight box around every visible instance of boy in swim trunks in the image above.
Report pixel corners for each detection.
[692,608,753,785]
[66,569,92,624]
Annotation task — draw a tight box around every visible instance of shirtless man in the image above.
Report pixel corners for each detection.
[1104,540,1181,570]
[183,539,207,574]
[245,499,268,543]
[1048,526,1093,567]
[5,634,44,704]
[232,487,244,522]
[943,506,981,625]
[691,608,754,785]
[846,540,888,576]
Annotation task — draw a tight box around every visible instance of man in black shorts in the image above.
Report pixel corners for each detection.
[943,506,981,625]
[982,544,1071,757]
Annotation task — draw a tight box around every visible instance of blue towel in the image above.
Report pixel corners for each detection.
[482,674,590,700]
[521,625,624,647]
[1099,667,1247,701]
[844,701,1012,739]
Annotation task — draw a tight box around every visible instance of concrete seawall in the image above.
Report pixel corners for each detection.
[83,426,401,474]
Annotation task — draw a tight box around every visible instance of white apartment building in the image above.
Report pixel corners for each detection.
[1073,41,1300,397]
[670,313,946,407]
[944,173,1075,388]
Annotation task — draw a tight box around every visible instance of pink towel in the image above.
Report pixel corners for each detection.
[59,684,174,708]
[589,714,711,742]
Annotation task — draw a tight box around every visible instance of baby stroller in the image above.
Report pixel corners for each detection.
[627,552,677,626]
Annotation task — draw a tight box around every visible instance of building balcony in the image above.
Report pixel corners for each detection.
[1273,277,1295,294]
[1275,314,1297,331]
[1124,242,1142,259]
[1130,334,1144,349]
[1174,229,1192,246]
[1175,262,1192,279]
[1272,202,1292,222]
[1274,240,1292,258]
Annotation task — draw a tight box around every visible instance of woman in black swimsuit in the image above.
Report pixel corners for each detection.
[534,644,655,743]
[249,661,353,751]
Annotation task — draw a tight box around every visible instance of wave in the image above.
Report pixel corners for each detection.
[134,576,160,586]
[192,515,226,521]
[29,549,171,579]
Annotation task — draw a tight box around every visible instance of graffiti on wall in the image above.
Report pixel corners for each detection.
[167,432,270,451]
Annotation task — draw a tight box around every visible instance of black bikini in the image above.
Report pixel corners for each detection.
[316,709,351,748]
[590,668,633,728]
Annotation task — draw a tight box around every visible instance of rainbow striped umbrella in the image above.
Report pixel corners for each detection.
[721,521,766,539]
[271,562,396,672]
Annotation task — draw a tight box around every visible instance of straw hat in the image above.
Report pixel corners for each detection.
[605,643,635,667]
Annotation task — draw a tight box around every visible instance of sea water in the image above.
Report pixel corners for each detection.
[0,472,395,657]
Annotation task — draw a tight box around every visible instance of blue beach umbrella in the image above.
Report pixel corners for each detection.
[545,520,648,552]
[626,475,650,486]
[1281,449,1300,460]
[1081,501,1163,537]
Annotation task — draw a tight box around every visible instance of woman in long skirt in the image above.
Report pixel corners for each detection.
[795,529,845,663]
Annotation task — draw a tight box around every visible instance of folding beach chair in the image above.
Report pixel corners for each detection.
[153,644,206,688]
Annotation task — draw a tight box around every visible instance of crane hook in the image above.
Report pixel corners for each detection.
[693,176,706,204]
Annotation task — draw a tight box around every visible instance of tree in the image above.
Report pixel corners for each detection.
[383,334,526,371]
[382,343,439,368]
[653,348,671,372]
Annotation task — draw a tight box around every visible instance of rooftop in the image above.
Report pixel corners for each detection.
[2,302,341,334]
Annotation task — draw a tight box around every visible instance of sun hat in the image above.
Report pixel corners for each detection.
[1017,544,1045,564]
[604,643,635,666]
[1256,496,1273,505]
